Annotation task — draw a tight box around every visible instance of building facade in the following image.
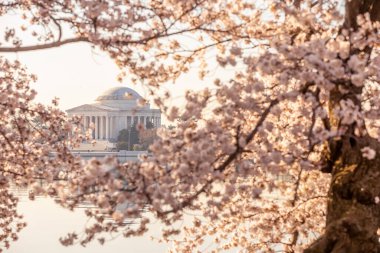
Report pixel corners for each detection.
[66,87,161,141]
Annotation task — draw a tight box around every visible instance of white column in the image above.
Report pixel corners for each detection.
[82,115,86,133]
[100,116,104,139]
[103,116,106,138]
[92,116,95,139]
[87,115,90,132]
[112,116,115,139]
[88,116,95,138]
[106,116,109,140]
[98,116,101,139]
[110,116,113,139]
[115,116,118,134]
[116,116,120,133]
[94,116,98,139]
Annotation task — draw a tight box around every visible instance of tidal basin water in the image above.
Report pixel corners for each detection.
[8,193,169,253]
[8,175,297,253]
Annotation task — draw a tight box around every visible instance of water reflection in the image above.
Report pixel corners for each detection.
[9,188,168,253]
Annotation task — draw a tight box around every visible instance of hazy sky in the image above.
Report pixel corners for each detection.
[2,42,228,120]
[3,43,153,110]
[0,14,237,124]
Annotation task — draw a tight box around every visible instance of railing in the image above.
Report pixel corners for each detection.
[51,150,149,162]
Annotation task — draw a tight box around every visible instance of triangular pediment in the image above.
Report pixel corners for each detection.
[66,104,116,113]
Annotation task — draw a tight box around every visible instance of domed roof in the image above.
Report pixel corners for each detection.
[96,87,142,101]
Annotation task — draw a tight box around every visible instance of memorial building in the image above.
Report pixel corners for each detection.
[66,86,161,141]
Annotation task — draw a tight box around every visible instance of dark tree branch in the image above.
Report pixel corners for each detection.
[0,37,89,53]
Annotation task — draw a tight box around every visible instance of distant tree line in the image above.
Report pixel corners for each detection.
[116,120,156,151]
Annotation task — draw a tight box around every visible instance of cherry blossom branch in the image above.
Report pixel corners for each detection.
[274,195,327,223]
[217,83,314,175]
[291,167,304,206]
[242,195,326,223]
[216,99,279,173]
[157,98,279,216]
[166,0,207,31]
[0,2,21,7]
[157,84,315,216]
[0,37,89,52]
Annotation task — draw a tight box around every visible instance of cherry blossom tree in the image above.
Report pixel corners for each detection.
[0,58,84,251]
[1,0,380,252]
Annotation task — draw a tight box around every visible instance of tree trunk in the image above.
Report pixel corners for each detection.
[305,136,380,253]
[304,2,380,251]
